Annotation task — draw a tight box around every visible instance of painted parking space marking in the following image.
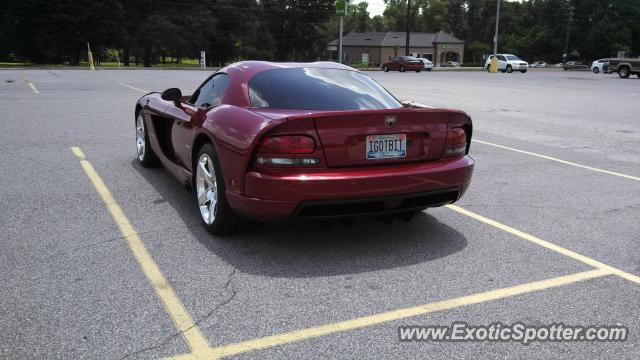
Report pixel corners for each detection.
[23,77,39,93]
[119,82,149,93]
[446,204,640,284]
[71,147,211,357]
[473,139,640,181]
[204,269,610,359]
[71,147,639,359]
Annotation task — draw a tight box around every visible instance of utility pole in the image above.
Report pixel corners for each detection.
[405,0,411,56]
[493,0,501,55]
[339,17,344,63]
[562,1,573,65]
[336,1,347,63]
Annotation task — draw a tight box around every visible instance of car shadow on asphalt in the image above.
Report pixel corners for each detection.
[132,160,467,278]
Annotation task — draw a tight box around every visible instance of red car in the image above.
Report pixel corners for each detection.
[135,61,473,234]
[381,56,424,72]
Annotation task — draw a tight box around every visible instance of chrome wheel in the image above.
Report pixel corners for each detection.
[136,114,146,161]
[196,153,218,225]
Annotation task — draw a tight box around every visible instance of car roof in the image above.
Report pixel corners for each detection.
[215,61,363,108]
[221,60,354,75]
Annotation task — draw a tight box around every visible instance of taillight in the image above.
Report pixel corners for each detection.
[255,135,321,166]
[257,135,315,154]
[444,127,467,157]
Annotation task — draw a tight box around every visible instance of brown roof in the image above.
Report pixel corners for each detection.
[329,31,464,47]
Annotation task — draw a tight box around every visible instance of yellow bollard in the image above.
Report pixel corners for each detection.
[490,56,498,73]
[87,42,95,71]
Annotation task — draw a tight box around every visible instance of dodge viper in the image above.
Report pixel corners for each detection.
[134,61,474,234]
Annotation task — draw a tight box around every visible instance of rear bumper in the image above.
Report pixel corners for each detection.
[227,156,474,221]
[511,64,529,70]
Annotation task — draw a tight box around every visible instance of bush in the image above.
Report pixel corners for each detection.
[349,63,376,69]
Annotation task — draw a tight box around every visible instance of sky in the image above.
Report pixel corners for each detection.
[364,0,387,17]
[362,0,521,18]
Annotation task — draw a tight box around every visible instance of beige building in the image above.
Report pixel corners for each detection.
[329,31,465,67]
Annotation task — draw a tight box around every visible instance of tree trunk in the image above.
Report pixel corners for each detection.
[143,46,151,67]
[123,47,130,66]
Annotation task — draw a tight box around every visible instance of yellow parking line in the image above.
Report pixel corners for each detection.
[119,82,149,93]
[71,147,211,356]
[70,146,638,360]
[446,204,640,285]
[473,139,640,181]
[205,269,609,358]
[23,77,39,94]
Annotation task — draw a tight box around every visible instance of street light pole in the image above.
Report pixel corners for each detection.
[338,15,343,64]
[493,0,501,55]
[562,1,573,65]
[405,0,411,56]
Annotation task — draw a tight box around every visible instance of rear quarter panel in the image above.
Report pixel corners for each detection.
[195,106,284,195]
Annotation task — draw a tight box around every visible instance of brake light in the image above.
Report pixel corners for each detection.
[257,135,315,154]
[444,127,467,157]
[254,135,320,167]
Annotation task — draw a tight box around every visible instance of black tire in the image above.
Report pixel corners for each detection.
[426,68,432,71]
[618,67,630,78]
[194,143,244,235]
[592,67,599,74]
[400,66,406,72]
[520,70,527,73]
[135,112,159,167]
[383,65,389,72]
[637,74,640,79]
[415,70,421,73]
[486,66,491,72]
[506,65,513,73]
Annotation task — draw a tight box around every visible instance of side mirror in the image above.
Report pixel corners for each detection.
[161,88,182,105]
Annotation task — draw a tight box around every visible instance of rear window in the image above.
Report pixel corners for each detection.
[248,68,402,110]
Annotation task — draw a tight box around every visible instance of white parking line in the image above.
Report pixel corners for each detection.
[118,82,148,93]
[473,139,640,181]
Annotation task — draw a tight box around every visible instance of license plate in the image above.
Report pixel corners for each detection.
[366,134,407,159]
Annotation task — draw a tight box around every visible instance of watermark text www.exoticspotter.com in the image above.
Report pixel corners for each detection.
[398,322,628,345]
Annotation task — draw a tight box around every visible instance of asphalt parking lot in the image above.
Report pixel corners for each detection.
[1,68,639,359]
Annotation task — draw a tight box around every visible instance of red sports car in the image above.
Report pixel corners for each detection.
[381,56,424,72]
[135,61,473,234]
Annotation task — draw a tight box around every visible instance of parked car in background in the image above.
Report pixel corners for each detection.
[417,57,434,71]
[607,58,640,78]
[591,59,609,74]
[484,54,529,73]
[562,61,589,70]
[443,61,460,67]
[382,56,423,72]
[530,61,547,68]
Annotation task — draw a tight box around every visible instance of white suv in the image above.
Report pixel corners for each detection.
[485,54,529,73]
